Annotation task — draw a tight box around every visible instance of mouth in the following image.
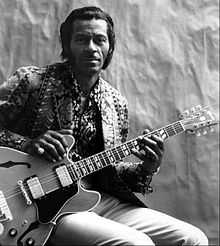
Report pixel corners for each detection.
[83,58,101,67]
[83,56,100,62]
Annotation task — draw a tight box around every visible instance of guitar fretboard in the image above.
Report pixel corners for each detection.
[66,120,184,181]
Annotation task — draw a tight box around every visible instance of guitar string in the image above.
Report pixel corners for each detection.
[3,116,216,203]
[4,140,138,200]
[3,112,217,202]
[1,122,216,211]
[3,127,161,201]
[3,120,184,201]
[1,119,204,200]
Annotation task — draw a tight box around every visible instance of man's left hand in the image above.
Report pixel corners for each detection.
[131,129,164,174]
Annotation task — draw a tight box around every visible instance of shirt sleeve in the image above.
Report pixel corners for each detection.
[115,161,153,194]
[0,67,33,150]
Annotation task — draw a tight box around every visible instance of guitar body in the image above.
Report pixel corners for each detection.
[0,136,101,246]
[0,106,217,246]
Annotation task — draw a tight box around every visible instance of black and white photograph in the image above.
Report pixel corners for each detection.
[0,1,219,245]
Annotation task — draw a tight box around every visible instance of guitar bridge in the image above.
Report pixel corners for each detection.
[17,180,32,205]
[0,191,13,221]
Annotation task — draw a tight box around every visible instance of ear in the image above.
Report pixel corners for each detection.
[108,47,113,55]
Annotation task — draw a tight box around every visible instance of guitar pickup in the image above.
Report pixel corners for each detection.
[26,176,45,199]
[55,165,73,187]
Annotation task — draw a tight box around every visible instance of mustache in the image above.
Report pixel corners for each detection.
[81,52,101,60]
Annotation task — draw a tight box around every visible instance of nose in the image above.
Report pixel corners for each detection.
[86,39,97,52]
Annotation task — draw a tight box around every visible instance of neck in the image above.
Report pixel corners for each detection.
[74,72,100,95]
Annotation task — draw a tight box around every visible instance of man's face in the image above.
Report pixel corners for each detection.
[69,18,110,76]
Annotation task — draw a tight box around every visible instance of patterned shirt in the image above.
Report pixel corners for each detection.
[0,62,153,202]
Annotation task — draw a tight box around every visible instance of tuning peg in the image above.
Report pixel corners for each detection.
[202,129,208,135]
[196,131,201,137]
[195,105,202,111]
[190,107,196,113]
[179,110,190,119]
[209,126,215,132]
[186,129,195,135]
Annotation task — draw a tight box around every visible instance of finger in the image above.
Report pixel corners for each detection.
[131,148,159,174]
[143,127,153,134]
[43,150,58,163]
[131,146,158,161]
[34,143,45,155]
[50,131,69,150]
[37,139,61,161]
[37,146,45,155]
[58,129,73,135]
[32,142,56,162]
[131,148,146,160]
[151,134,164,150]
[144,146,159,161]
[44,134,67,158]
[138,136,163,157]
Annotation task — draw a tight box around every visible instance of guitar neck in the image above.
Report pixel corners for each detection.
[66,120,185,181]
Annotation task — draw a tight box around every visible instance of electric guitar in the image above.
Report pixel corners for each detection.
[0,105,218,246]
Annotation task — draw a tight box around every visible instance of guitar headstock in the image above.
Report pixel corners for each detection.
[179,105,219,136]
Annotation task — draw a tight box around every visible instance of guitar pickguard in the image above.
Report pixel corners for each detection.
[36,184,78,223]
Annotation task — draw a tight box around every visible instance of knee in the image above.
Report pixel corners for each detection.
[182,226,209,245]
[122,233,155,246]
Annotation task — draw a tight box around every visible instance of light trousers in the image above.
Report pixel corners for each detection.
[49,192,208,246]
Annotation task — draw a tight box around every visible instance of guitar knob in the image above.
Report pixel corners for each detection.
[0,223,4,235]
[8,228,18,237]
[26,237,35,246]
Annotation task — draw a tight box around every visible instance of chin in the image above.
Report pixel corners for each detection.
[84,65,102,74]
[85,69,101,75]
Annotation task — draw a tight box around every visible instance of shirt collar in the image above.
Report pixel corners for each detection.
[64,61,102,109]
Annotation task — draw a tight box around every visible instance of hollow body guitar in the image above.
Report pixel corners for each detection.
[0,105,217,246]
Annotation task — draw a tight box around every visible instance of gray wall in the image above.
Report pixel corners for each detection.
[0,0,219,244]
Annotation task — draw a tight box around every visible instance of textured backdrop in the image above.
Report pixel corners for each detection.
[0,0,219,244]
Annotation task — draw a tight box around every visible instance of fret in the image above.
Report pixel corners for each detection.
[84,159,92,173]
[101,152,111,166]
[173,121,184,133]
[155,128,169,140]
[121,144,131,157]
[74,166,83,178]
[82,166,88,176]
[86,157,95,173]
[87,158,95,172]
[106,150,115,163]
[90,156,98,170]
[115,146,125,159]
[128,140,139,151]
[114,146,122,160]
[165,125,176,136]
[80,160,89,176]
[67,165,78,181]
[99,153,108,167]
[63,119,187,183]
[94,155,102,169]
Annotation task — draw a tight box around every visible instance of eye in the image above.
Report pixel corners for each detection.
[74,34,89,44]
[94,35,107,45]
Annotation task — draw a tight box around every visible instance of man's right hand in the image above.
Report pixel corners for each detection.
[22,129,73,162]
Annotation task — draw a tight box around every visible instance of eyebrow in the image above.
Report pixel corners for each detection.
[74,31,108,37]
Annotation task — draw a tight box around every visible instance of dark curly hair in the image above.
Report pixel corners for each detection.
[60,6,115,70]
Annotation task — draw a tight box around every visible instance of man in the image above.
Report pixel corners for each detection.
[0,6,208,245]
